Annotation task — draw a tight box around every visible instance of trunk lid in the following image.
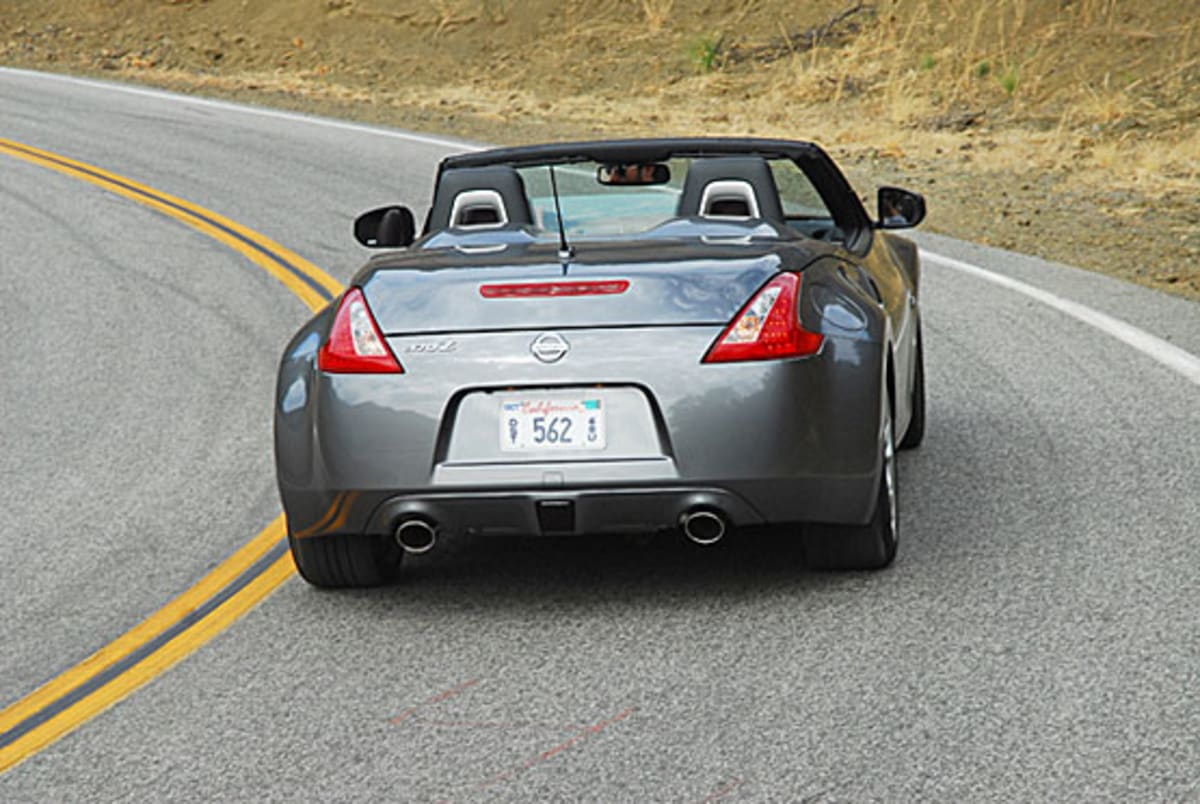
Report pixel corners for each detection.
[362,240,806,335]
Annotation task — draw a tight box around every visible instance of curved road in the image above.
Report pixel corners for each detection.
[1,69,1197,801]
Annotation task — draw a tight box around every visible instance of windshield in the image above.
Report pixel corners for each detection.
[505,157,835,240]
[517,160,689,238]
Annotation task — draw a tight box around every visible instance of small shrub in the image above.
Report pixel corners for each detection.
[999,64,1019,96]
[690,34,723,73]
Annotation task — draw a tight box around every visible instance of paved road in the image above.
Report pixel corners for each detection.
[1,69,1197,801]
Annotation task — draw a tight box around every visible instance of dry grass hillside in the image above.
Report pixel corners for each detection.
[3,0,1197,297]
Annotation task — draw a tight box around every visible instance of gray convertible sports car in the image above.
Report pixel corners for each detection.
[275,138,926,587]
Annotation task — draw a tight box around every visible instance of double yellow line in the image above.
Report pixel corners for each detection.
[0,137,344,772]
[0,138,341,310]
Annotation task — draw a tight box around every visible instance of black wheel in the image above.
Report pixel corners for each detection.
[802,403,898,571]
[899,331,925,450]
[288,531,404,588]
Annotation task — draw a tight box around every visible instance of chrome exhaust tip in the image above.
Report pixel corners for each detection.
[394,519,437,554]
[681,510,726,546]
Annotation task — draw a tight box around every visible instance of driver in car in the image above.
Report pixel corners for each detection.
[604,163,660,184]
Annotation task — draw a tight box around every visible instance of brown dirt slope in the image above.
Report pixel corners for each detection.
[3,0,1197,298]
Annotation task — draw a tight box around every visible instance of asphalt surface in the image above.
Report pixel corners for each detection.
[1,69,1197,801]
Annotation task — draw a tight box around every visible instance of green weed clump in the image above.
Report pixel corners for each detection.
[690,34,723,73]
[998,64,1019,96]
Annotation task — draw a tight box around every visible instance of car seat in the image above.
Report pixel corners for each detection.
[676,157,785,222]
[426,166,534,232]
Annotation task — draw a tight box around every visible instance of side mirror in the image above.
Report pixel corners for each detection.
[354,205,416,247]
[875,187,926,230]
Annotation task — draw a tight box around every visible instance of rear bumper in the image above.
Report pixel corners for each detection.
[281,473,878,543]
[370,486,762,537]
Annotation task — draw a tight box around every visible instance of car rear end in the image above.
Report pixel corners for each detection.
[275,240,888,566]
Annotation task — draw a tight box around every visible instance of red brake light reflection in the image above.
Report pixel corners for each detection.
[480,280,630,298]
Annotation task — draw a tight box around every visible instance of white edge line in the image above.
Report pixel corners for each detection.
[921,250,1200,387]
[6,67,1197,386]
[0,66,485,153]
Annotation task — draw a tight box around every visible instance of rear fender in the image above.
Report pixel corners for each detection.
[875,231,921,296]
[800,257,888,346]
[274,303,337,490]
[802,257,892,505]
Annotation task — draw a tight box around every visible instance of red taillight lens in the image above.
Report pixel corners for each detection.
[702,273,824,363]
[317,288,404,374]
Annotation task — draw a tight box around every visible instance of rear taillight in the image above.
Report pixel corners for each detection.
[317,288,404,374]
[702,273,823,363]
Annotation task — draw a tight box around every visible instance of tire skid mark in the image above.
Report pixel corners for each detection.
[387,679,481,726]
[414,718,586,731]
[475,706,638,792]
[699,775,750,802]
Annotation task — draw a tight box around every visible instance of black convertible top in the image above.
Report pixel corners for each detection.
[435,137,873,252]
[440,137,825,169]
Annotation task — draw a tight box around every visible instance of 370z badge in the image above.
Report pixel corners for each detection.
[404,340,457,354]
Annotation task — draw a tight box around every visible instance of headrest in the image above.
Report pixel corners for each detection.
[699,180,760,218]
[449,189,508,227]
[426,166,533,232]
[676,157,785,222]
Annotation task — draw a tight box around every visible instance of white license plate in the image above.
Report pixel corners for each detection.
[499,398,606,451]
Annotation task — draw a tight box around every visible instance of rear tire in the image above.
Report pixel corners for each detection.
[899,331,925,450]
[288,532,404,588]
[803,404,898,571]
